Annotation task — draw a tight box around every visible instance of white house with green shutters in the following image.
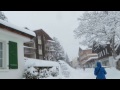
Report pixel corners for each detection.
[0,19,35,79]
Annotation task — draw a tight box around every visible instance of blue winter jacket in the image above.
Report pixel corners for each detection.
[94,62,107,79]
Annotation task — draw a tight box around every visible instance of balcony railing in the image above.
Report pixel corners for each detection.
[24,42,35,48]
[45,48,55,52]
[24,48,36,54]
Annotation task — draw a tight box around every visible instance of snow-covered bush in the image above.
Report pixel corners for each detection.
[24,58,61,79]
[49,67,59,77]
[39,68,50,78]
[23,66,39,79]
[23,66,60,79]
[39,67,59,79]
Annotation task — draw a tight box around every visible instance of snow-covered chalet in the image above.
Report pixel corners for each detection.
[24,29,56,61]
[92,43,120,67]
[0,18,35,79]
[78,48,98,68]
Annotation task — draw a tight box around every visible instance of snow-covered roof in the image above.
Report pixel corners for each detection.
[82,56,98,64]
[86,54,98,57]
[0,19,35,37]
[87,56,98,62]
[25,58,60,68]
[84,48,92,50]
[47,40,55,43]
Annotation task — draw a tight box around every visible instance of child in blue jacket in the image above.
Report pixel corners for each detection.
[94,62,107,79]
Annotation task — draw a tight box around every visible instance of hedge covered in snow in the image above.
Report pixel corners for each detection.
[23,66,60,79]
[23,58,61,79]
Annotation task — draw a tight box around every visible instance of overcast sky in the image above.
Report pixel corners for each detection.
[3,11,87,61]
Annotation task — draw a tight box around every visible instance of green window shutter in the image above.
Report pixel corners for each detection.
[9,41,18,69]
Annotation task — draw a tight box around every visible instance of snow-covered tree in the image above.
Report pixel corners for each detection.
[0,11,8,21]
[65,53,70,64]
[74,11,120,60]
[53,37,66,61]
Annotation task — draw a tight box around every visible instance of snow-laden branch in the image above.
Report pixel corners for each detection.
[74,11,120,48]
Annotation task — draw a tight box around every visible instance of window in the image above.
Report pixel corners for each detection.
[0,41,5,69]
[38,36,41,40]
[38,45,42,50]
[0,42,3,68]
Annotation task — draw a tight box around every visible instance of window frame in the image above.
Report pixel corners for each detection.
[38,36,41,40]
[0,42,3,68]
[0,40,6,69]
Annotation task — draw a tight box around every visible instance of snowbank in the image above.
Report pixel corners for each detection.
[58,60,76,78]
[25,58,60,69]
[58,60,120,79]
[24,58,62,79]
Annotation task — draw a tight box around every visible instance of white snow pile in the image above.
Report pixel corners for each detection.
[57,60,120,79]
[23,58,62,79]
[58,60,87,79]
[58,60,74,78]
[24,58,60,68]
[60,67,120,79]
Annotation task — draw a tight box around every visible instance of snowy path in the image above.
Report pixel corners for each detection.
[68,68,120,79]
[59,61,95,79]
[68,68,95,79]
[59,61,120,79]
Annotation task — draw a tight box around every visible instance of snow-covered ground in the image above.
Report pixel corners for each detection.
[68,68,120,79]
[59,60,120,79]
[24,58,120,79]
